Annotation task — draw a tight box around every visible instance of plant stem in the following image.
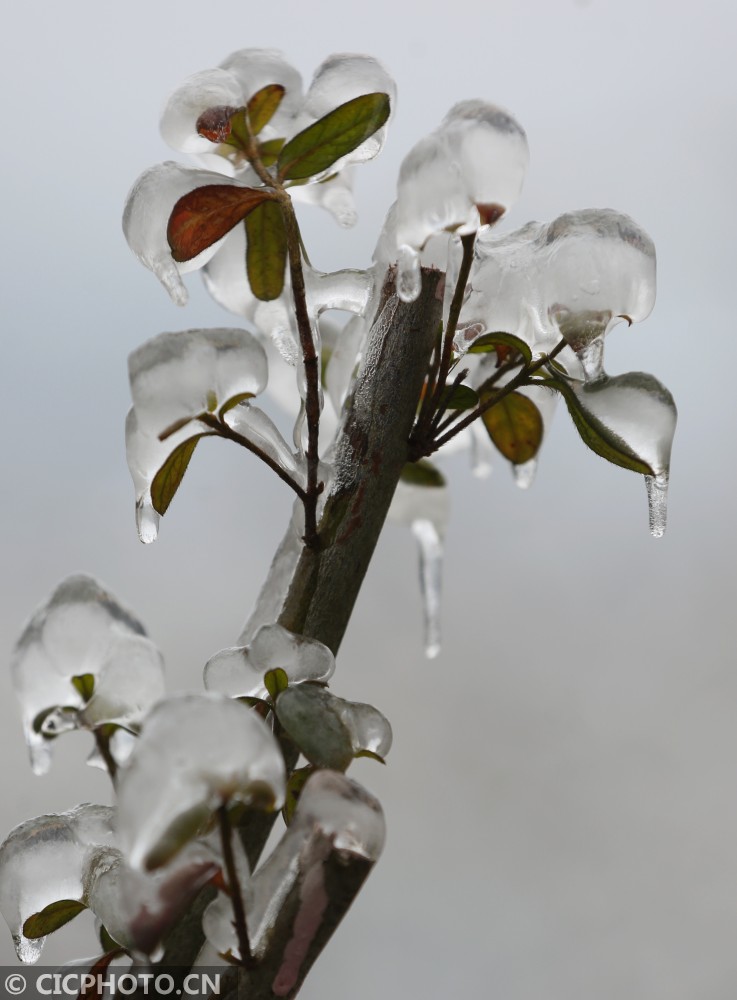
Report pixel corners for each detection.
[217,805,255,969]
[93,728,118,783]
[278,193,321,549]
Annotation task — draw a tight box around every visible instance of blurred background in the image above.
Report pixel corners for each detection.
[1,0,736,996]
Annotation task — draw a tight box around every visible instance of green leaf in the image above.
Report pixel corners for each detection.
[354,749,386,764]
[544,378,655,475]
[246,85,285,135]
[245,200,288,301]
[400,460,446,488]
[168,185,274,263]
[23,899,86,939]
[218,391,255,420]
[468,331,532,367]
[278,92,391,181]
[71,674,95,701]
[99,924,119,953]
[481,391,543,465]
[282,766,314,826]
[264,667,289,701]
[444,384,479,411]
[257,137,286,167]
[150,434,204,516]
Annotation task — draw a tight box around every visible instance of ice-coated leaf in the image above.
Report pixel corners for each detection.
[168,184,274,263]
[246,199,288,301]
[246,84,286,135]
[545,376,656,476]
[247,772,385,957]
[123,162,245,305]
[400,460,446,489]
[117,694,285,871]
[276,685,392,768]
[150,434,204,516]
[276,685,355,771]
[11,576,152,772]
[481,391,543,465]
[0,805,115,963]
[23,900,86,940]
[129,327,268,432]
[394,101,528,261]
[79,633,165,731]
[257,137,286,167]
[278,93,391,181]
[205,623,335,701]
[467,331,532,366]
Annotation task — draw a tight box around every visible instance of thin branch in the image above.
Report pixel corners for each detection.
[430,339,567,452]
[93,727,118,783]
[218,805,255,970]
[197,412,308,501]
[278,193,322,549]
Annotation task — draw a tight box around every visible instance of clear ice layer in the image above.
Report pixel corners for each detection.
[204,623,335,701]
[10,576,156,773]
[0,805,115,963]
[573,372,677,536]
[116,694,286,871]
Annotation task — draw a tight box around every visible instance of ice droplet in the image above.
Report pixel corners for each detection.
[645,472,669,538]
[411,520,444,658]
[575,335,606,383]
[397,245,421,302]
[513,457,538,490]
[136,499,159,545]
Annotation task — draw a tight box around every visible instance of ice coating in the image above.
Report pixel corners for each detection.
[275,685,392,769]
[11,575,150,773]
[392,101,528,299]
[78,633,164,731]
[541,209,656,380]
[247,772,385,957]
[0,805,115,963]
[123,162,242,305]
[224,403,305,482]
[457,210,656,380]
[83,842,219,956]
[161,49,303,167]
[129,327,268,431]
[116,694,286,871]
[205,623,335,701]
[572,372,677,536]
[390,477,450,658]
[237,525,304,645]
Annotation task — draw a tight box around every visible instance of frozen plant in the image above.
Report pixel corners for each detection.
[2,46,676,997]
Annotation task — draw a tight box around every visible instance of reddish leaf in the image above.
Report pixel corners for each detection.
[168,185,274,263]
[196,105,240,143]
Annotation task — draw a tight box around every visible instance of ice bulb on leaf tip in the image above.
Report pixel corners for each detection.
[573,372,676,537]
[0,806,115,964]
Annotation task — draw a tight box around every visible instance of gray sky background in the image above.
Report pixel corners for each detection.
[1,1,736,996]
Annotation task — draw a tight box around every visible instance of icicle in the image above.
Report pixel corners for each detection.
[136,499,159,545]
[513,457,538,490]
[576,334,606,383]
[397,245,421,302]
[469,422,494,478]
[645,472,669,538]
[411,519,444,659]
